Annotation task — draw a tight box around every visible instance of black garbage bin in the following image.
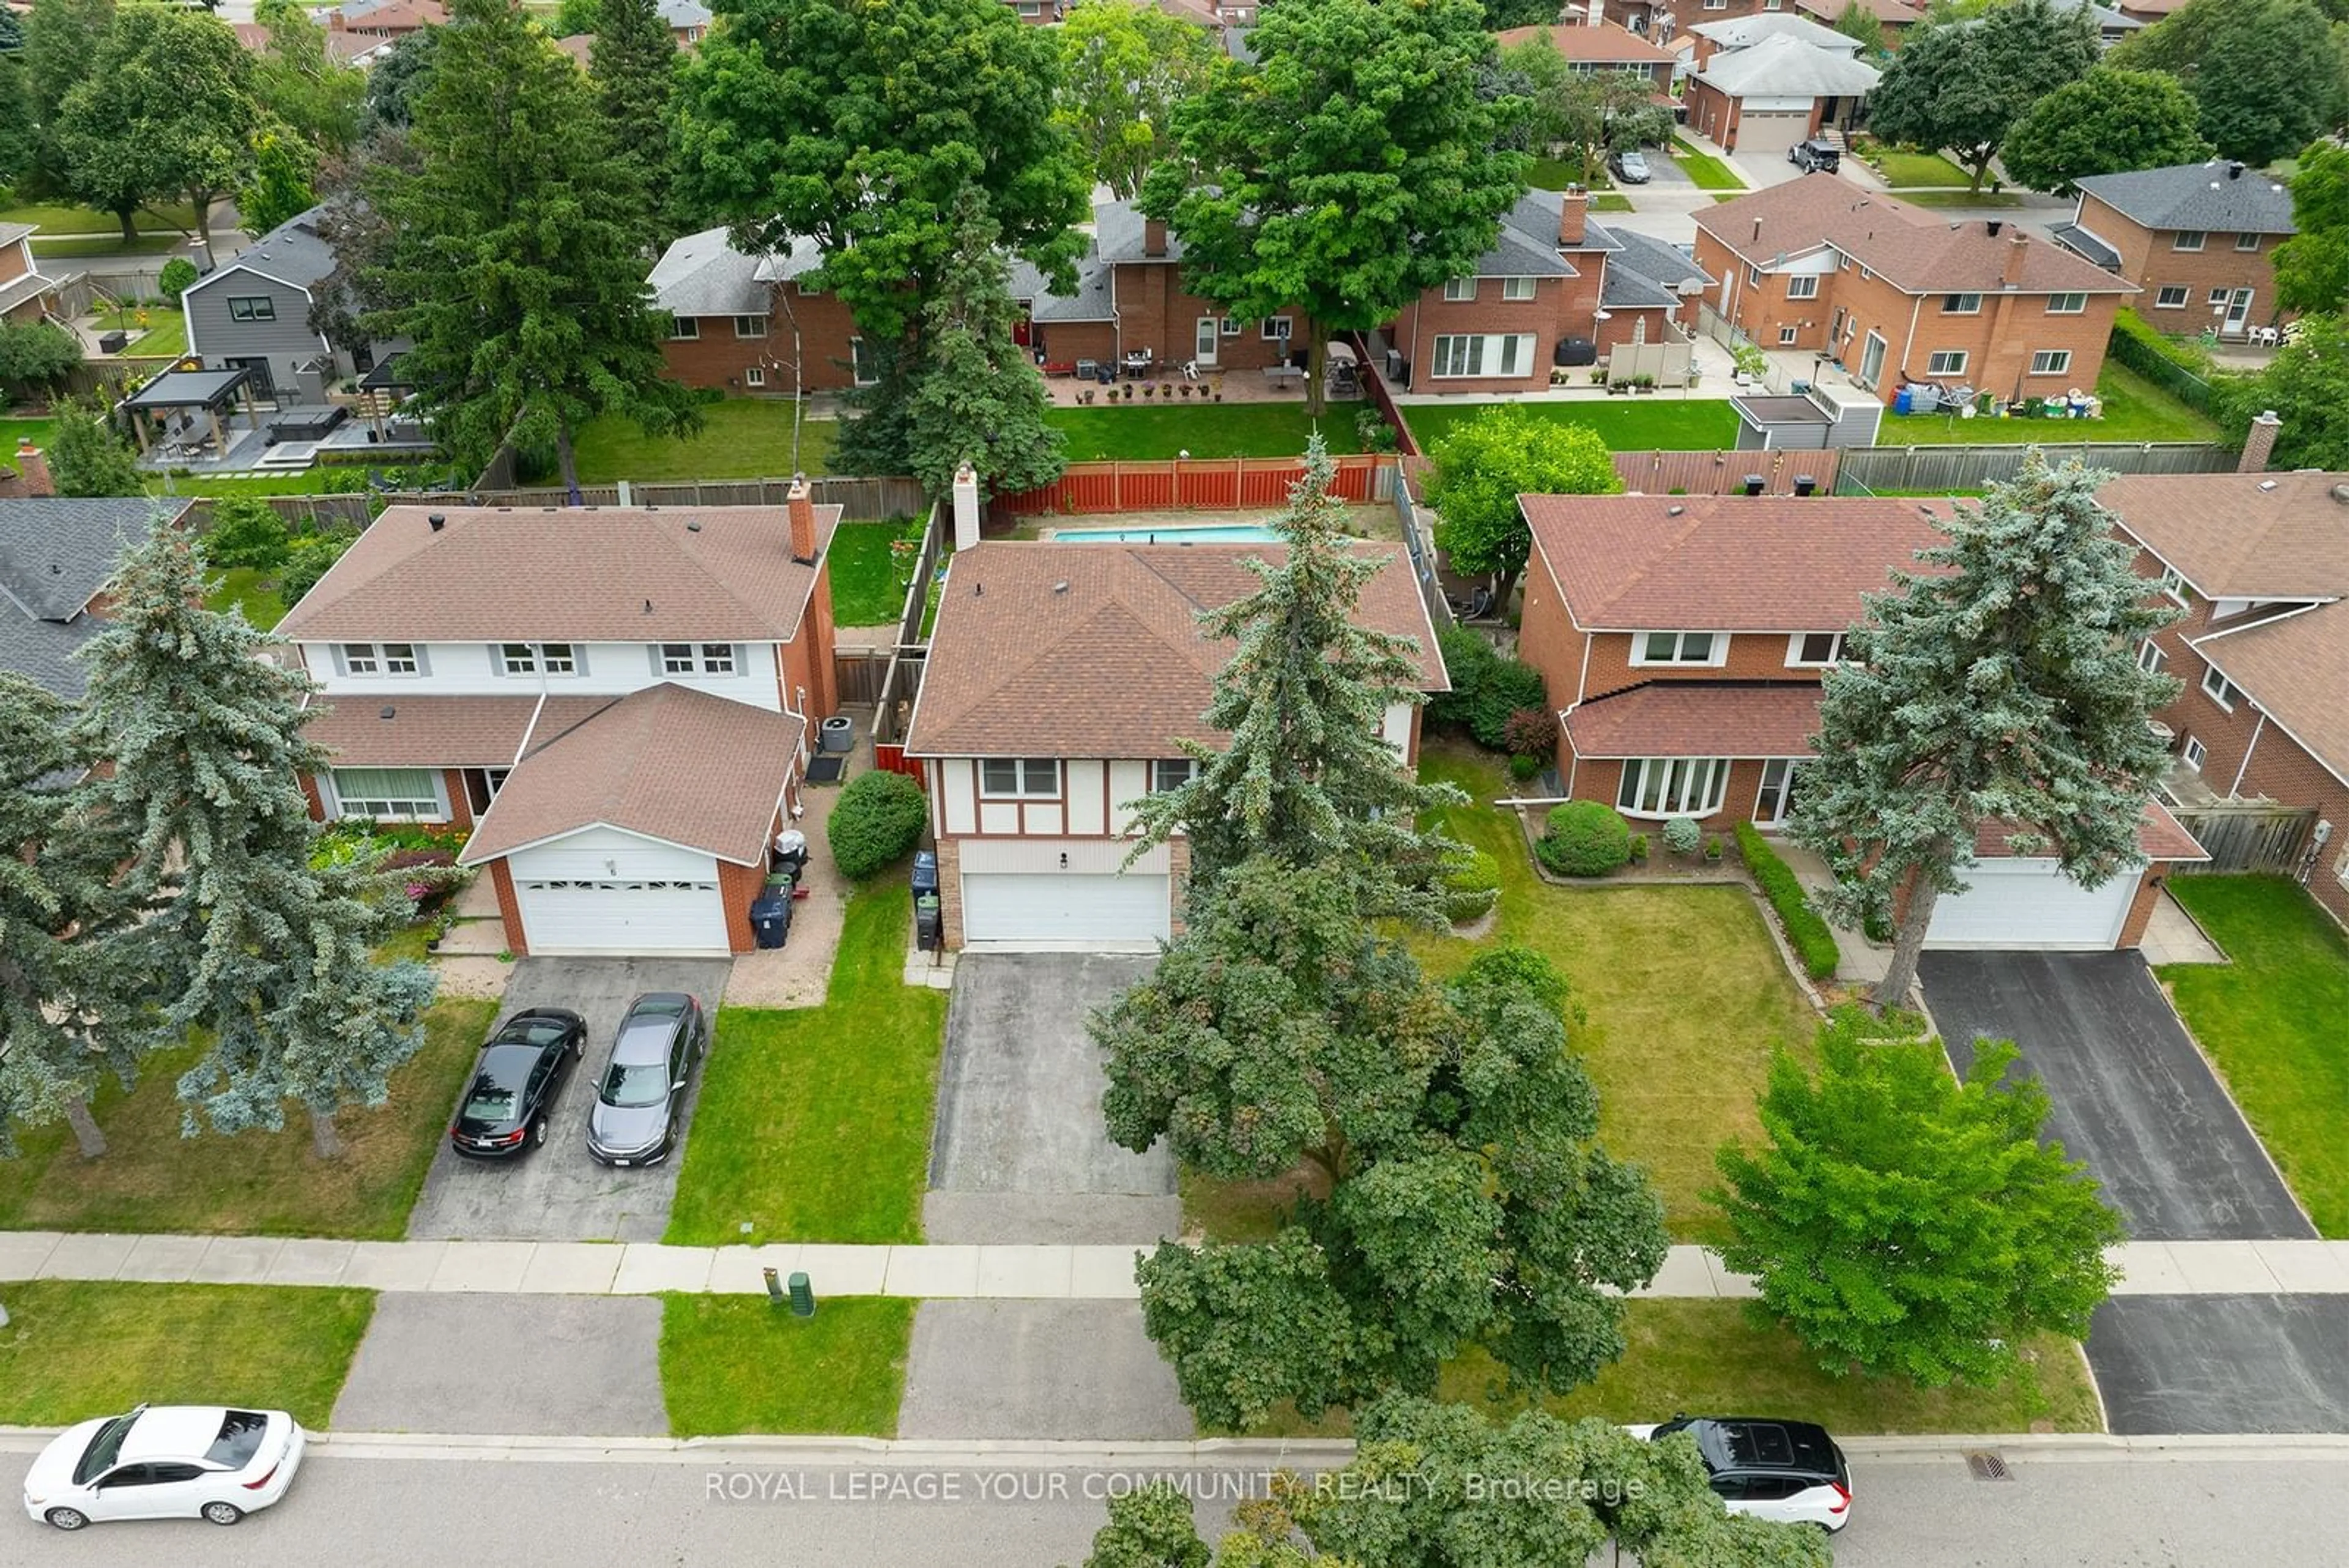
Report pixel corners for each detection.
[749,890,792,950]
[916,892,943,951]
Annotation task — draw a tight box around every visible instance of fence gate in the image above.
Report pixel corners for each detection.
[833,650,892,707]
[2169,803,2319,874]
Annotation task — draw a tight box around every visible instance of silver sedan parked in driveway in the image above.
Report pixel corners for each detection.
[585,992,709,1166]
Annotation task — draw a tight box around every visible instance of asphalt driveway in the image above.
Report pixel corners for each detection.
[922,954,1178,1245]
[897,1301,1191,1440]
[1919,951,2313,1241]
[404,957,733,1243]
[333,1295,667,1436]
[2089,1296,2349,1435]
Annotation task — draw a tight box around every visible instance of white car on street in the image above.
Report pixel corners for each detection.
[22,1405,305,1531]
[1627,1414,1852,1532]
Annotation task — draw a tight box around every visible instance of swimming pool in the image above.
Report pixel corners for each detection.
[1048,523,1283,544]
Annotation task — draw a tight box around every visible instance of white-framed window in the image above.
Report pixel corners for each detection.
[1704,0,1727,10]
[744,365,765,387]
[2201,664,2243,710]
[1444,278,1477,302]
[1778,325,1798,344]
[1632,630,1726,666]
[1746,264,1762,286]
[1502,275,1537,302]
[1262,316,1294,341]
[2173,230,2205,251]
[2047,292,2087,314]
[668,316,700,340]
[733,316,767,340]
[698,642,736,675]
[2137,638,2165,673]
[2182,735,2206,770]
[1786,275,1819,300]
[850,337,878,386]
[2208,288,2233,305]
[1942,292,1982,314]
[1430,332,1537,379]
[1787,631,1847,667]
[330,767,442,822]
[1151,758,1197,793]
[2030,349,2072,376]
[500,642,578,675]
[227,296,278,322]
[1616,757,1731,819]
[2155,286,2189,308]
[2235,232,2263,251]
[337,641,420,676]
[1219,316,1242,336]
[1927,350,1967,376]
[2157,564,2189,604]
[658,642,737,675]
[979,757,1060,798]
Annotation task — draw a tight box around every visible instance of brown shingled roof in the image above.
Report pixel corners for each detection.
[278,503,842,644]
[458,685,804,866]
[1523,492,1951,631]
[305,694,611,768]
[902,539,1447,759]
[1492,20,1677,63]
[1975,803,2206,864]
[1698,175,2135,296]
[1565,681,1823,757]
[2194,600,2349,786]
[2100,470,2349,600]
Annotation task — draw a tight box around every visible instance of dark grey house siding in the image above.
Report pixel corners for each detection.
[183,268,335,396]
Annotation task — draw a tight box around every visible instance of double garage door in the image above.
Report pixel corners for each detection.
[515,877,730,956]
[1732,110,1813,158]
[1925,860,2137,951]
[961,871,1171,946]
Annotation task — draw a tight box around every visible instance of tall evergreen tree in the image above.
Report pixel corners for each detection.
[363,0,699,496]
[1789,457,2182,1005]
[589,0,683,244]
[1124,439,1463,920]
[69,530,435,1158]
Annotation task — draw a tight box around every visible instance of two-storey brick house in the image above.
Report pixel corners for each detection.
[276,483,842,957]
[1515,490,2203,948]
[1697,175,2136,403]
[2054,161,2296,340]
[2105,464,2349,927]
[648,230,872,394]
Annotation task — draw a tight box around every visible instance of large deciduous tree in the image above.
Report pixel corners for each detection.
[21,0,113,195]
[1143,0,1531,414]
[1053,0,1225,201]
[2112,0,2347,166]
[1097,871,1668,1430]
[1998,67,2213,195]
[2273,142,2349,314]
[1504,39,1665,182]
[48,399,142,497]
[589,0,684,244]
[1833,0,1887,54]
[1423,404,1621,615]
[2225,310,2349,466]
[70,530,436,1159]
[1788,457,2182,1006]
[1866,0,2100,192]
[1715,1009,2124,1387]
[251,0,366,156]
[363,0,699,496]
[237,127,319,238]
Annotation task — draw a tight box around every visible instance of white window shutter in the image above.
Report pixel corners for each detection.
[648,644,667,677]
[488,644,505,676]
[412,644,432,677]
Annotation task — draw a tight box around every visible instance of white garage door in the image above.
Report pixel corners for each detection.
[516,877,730,956]
[1925,860,2136,951]
[962,872,1171,947]
[1734,111,1813,157]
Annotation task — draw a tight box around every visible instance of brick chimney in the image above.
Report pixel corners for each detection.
[15,440,53,497]
[2238,409,2282,474]
[1559,185,1589,248]
[787,472,817,564]
[1143,218,1168,258]
[2000,228,2029,288]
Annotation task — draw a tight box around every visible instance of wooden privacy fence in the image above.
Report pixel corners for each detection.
[1612,448,1839,495]
[2169,803,2319,875]
[1837,442,2233,494]
[833,650,891,706]
[994,454,1394,516]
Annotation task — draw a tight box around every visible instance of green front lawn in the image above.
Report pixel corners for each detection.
[660,1295,915,1436]
[1671,138,1745,191]
[1899,190,2030,210]
[1874,365,2220,447]
[1045,400,1367,461]
[0,199,201,235]
[150,469,368,498]
[0,998,500,1239]
[34,234,187,258]
[203,565,290,630]
[0,1282,376,1430]
[1250,1301,2101,1437]
[1871,150,1974,188]
[829,519,920,626]
[1402,398,1740,455]
[571,399,839,482]
[2161,876,2349,1236]
[665,883,948,1244]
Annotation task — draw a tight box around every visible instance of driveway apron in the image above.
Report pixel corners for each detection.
[332,1294,667,1437]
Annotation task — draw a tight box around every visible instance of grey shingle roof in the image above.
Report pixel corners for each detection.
[1690,13,1861,51]
[188,207,336,295]
[0,498,188,699]
[1696,35,1882,97]
[658,0,711,25]
[1009,248,1116,323]
[2049,221,2122,270]
[1096,199,1184,264]
[2073,162,2296,236]
[648,228,774,318]
[1468,190,1621,278]
[1606,229,1712,311]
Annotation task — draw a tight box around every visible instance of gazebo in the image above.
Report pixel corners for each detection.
[119,366,261,460]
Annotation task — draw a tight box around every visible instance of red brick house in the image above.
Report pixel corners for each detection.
[1791,0,1921,44]
[649,229,869,394]
[2054,160,2296,340]
[1515,490,2203,949]
[1492,17,1678,90]
[2105,464,2349,929]
[1696,175,2136,403]
[1685,22,1879,156]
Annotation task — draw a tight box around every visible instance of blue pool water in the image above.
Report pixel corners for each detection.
[1050,524,1283,544]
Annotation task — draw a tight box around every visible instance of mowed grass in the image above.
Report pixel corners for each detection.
[1402,397,1740,455]
[0,1282,376,1430]
[1248,1301,2102,1437]
[34,233,185,258]
[202,565,290,630]
[1671,137,1746,191]
[0,998,499,1239]
[571,398,839,481]
[0,199,199,234]
[2161,876,2349,1236]
[1874,365,2219,447]
[659,1295,915,1436]
[665,883,947,1244]
[1872,149,1974,188]
[829,519,919,626]
[1045,400,1367,461]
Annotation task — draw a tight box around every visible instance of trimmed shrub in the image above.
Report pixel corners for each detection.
[199,496,292,570]
[1499,706,1554,760]
[1508,752,1538,782]
[1704,834,1724,861]
[1734,822,1840,983]
[1469,657,1545,751]
[1538,800,1631,877]
[1442,847,1501,923]
[275,530,357,606]
[1661,815,1702,856]
[827,770,929,879]
[158,258,199,303]
[1428,625,1497,731]
[1628,832,1649,862]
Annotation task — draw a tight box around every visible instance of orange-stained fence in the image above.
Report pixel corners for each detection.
[993,454,1396,516]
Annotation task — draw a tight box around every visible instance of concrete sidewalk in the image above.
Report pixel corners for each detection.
[6,1231,2347,1299]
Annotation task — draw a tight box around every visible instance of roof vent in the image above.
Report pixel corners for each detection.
[685,518,701,531]
[1666,504,1685,516]
[2260,479,2279,491]
[1986,220,2002,237]
[2332,484,2349,505]
[379,705,396,720]
[427,512,445,531]
[644,598,654,613]
[974,582,983,596]
[1053,581,1069,594]
[2228,162,2245,180]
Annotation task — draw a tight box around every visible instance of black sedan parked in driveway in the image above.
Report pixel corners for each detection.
[586,993,709,1167]
[449,1008,585,1158]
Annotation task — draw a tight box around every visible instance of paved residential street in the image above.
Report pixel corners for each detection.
[14,1445,2349,1566]
[332,1295,669,1438]
[405,958,733,1244]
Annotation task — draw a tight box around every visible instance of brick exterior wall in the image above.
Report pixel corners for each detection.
[718,856,765,954]
[1686,79,1825,155]
[1032,320,1116,371]
[659,283,867,393]
[937,835,964,951]
[1113,261,1294,373]
[2076,193,2285,332]
[442,768,473,829]
[490,858,528,957]
[1167,837,1190,940]
[779,562,839,719]
[1390,268,1603,393]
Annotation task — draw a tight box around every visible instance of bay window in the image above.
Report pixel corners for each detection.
[330,767,443,821]
[1616,757,1730,819]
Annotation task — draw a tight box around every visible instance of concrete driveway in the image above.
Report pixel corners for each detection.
[2088,1296,2349,1435]
[404,957,733,1243]
[923,954,1178,1245]
[1919,952,2313,1241]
